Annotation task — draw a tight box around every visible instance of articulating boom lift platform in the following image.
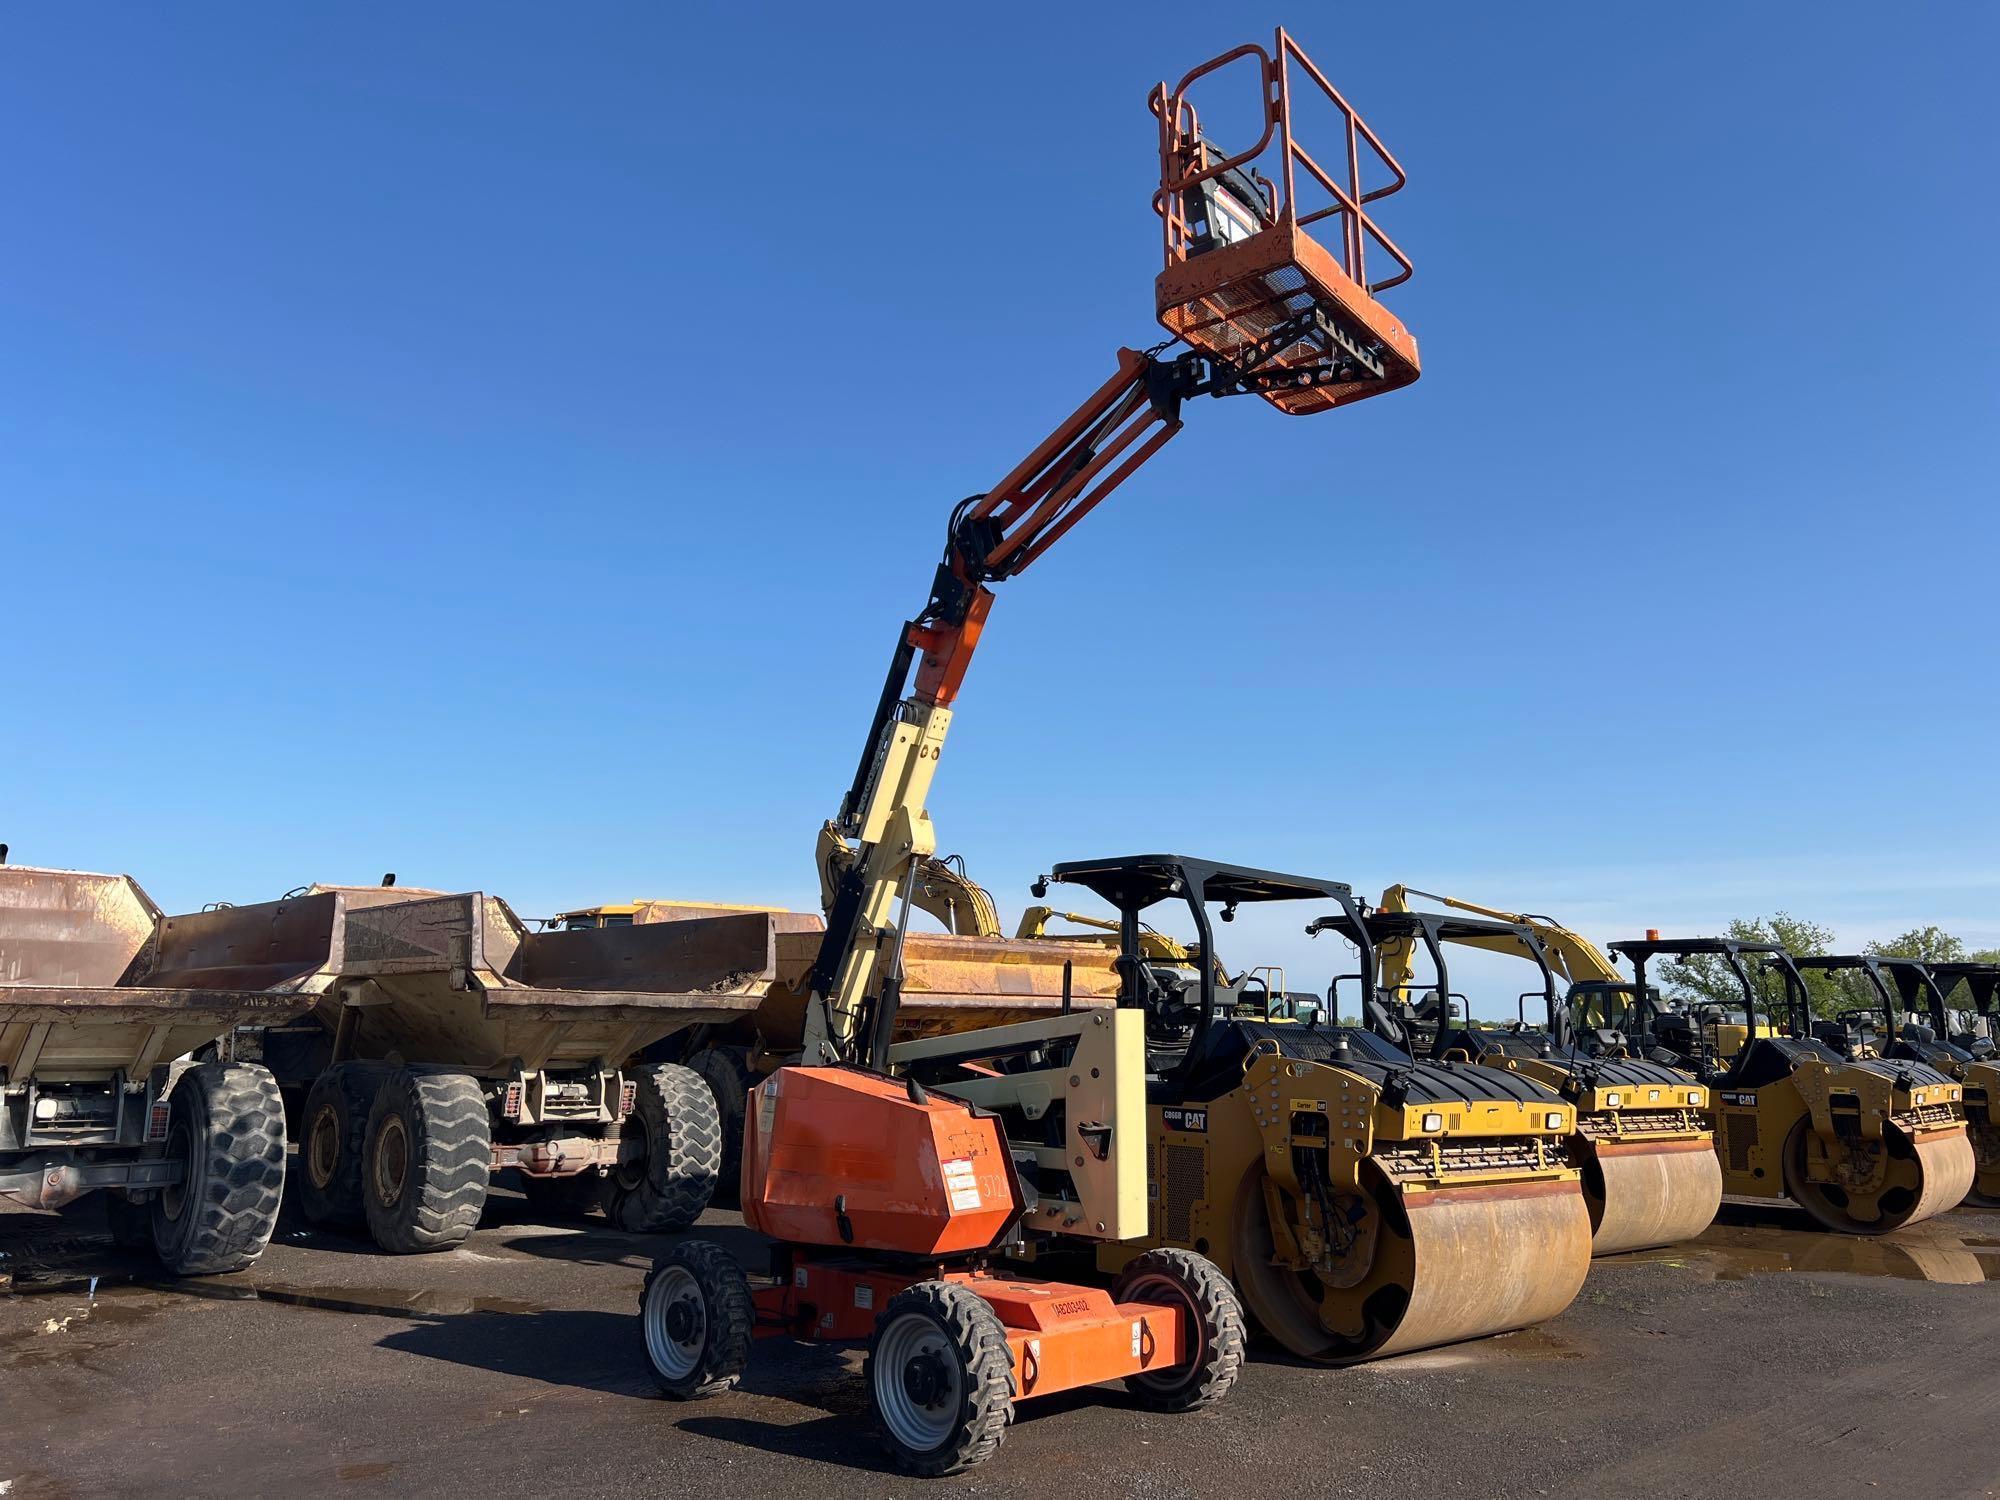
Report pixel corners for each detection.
[638,30,1421,1475]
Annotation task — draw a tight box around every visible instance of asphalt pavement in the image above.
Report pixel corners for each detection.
[5,1183,1999,1499]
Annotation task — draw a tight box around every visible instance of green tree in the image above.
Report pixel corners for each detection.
[1866,926,1966,963]
[1656,913,1844,1019]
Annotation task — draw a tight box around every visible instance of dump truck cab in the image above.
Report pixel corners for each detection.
[1030,855,1589,1364]
[1611,936,1972,1234]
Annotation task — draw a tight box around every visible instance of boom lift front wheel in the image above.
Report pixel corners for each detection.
[865,1282,1015,1477]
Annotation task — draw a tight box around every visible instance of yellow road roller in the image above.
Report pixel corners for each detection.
[1035,856,1592,1364]
[1612,936,1973,1234]
[1365,891,1721,1256]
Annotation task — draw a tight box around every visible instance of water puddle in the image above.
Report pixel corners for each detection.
[1371,1325,1590,1372]
[1,1271,549,1372]
[169,1280,548,1319]
[1605,1219,2000,1286]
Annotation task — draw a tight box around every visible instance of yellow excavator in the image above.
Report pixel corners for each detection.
[1370,888,1720,1255]
[1613,936,1973,1233]
[1033,856,1592,1364]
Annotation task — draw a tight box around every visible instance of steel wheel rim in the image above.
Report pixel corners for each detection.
[613,1113,648,1192]
[643,1265,707,1380]
[307,1106,341,1190]
[874,1311,961,1452]
[1116,1271,1204,1391]
[159,1113,193,1222]
[373,1117,409,1207]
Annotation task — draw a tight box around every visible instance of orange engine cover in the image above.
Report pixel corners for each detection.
[742,1066,1022,1256]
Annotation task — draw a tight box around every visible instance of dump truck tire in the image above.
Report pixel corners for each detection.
[640,1239,754,1399]
[150,1062,287,1277]
[298,1062,390,1228]
[688,1046,754,1201]
[866,1281,1014,1476]
[362,1069,490,1253]
[520,1171,605,1219]
[1111,1248,1246,1411]
[605,1063,720,1233]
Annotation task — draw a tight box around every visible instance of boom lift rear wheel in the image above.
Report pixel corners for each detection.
[640,1239,754,1398]
[1110,1248,1244,1409]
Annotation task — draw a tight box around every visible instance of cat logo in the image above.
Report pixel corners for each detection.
[1161,1106,1208,1134]
[1720,1092,1758,1107]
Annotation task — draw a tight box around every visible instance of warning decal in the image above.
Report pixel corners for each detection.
[942,1157,984,1212]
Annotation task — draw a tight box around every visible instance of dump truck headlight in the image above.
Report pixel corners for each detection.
[1647,1089,1661,1102]
[1605,1092,1622,1108]
[1687,1089,1703,1106]
[1545,1112,1565,1130]
[1421,1112,1443,1132]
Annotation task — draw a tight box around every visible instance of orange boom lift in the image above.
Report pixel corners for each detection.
[638,30,1421,1475]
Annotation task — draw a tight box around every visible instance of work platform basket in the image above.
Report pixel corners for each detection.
[1153,29,1420,415]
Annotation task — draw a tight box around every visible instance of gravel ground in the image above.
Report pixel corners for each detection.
[4,1184,1998,1499]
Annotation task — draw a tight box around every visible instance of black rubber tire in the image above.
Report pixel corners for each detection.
[688,1046,754,1202]
[605,1063,721,1233]
[297,1062,390,1228]
[361,1069,491,1254]
[150,1063,288,1277]
[639,1239,755,1399]
[519,1171,605,1219]
[1111,1247,1246,1411]
[865,1281,1014,1477]
[103,1190,152,1250]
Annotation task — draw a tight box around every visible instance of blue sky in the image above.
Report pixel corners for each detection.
[5,5,1995,995]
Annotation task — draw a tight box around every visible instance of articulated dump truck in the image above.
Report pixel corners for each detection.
[180,882,810,1252]
[0,865,300,1275]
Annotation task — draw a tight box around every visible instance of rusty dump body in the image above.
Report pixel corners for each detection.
[0,865,311,1087]
[752,930,1120,1050]
[185,887,789,1080]
[604,902,1122,1054]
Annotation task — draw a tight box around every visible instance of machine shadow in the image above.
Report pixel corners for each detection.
[675,1381,1139,1475]
[376,1305,857,1403]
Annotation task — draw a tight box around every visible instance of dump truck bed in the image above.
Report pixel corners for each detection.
[0,866,314,1081]
[753,930,1120,1050]
[263,890,783,1075]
